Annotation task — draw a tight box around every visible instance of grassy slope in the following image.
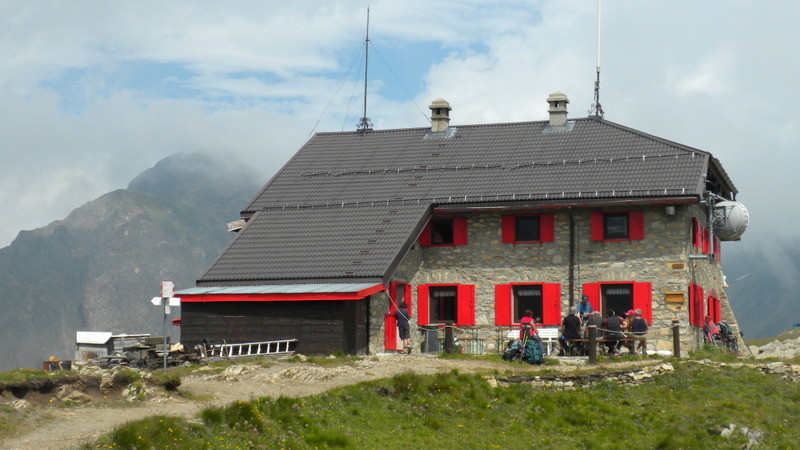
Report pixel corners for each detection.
[93,361,800,449]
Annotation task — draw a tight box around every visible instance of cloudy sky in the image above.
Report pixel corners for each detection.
[0,1,797,250]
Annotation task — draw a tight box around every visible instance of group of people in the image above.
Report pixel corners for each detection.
[556,295,648,356]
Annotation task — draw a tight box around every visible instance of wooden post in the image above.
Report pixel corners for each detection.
[444,324,455,353]
[588,324,597,364]
[672,319,681,358]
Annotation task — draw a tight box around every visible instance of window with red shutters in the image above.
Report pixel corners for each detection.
[419,217,467,246]
[501,214,555,243]
[494,283,561,326]
[591,211,645,242]
[582,281,652,324]
[702,227,710,254]
[417,284,475,326]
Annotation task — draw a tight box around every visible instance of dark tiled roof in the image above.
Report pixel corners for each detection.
[244,117,724,212]
[200,116,734,285]
[198,203,429,284]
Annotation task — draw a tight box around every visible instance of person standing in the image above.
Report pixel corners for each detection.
[576,295,594,320]
[395,302,412,353]
[519,309,538,340]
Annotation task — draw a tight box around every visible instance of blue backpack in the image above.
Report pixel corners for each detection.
[522,336,544,365]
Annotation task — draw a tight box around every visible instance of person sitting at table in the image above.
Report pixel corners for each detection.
[602,309,626,355]
[558,307,583,356]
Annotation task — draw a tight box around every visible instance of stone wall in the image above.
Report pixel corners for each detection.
[368,203,738,355]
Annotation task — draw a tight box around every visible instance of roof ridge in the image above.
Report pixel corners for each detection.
[589,116,712,157]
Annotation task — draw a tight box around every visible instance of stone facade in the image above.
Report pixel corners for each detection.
[368,202,738,355]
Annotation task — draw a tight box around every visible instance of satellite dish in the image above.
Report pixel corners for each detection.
[713,200,749,241]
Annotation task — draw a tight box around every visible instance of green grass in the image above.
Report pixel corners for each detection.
[0,369,73,385]
[93,362,800,449]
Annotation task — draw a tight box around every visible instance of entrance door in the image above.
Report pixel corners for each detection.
[384,282,408,352]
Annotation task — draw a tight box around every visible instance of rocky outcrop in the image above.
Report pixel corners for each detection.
[754,333,800,359]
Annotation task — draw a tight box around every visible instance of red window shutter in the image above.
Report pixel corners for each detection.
[457,284,475,325]
[501,215,515,243]
[590,212,604,241]
[696,286,705,326]
[540,214,555,242]
[688,284,695,326]
[453,217,468,246]
[702,227,710,254]
[714,237,721,263]
[404,284,413,316]
[417,285,430,326]
[542,283,562,326]
[582,282,601,312]
[633,282,653,324]
[494,284,512,325]
[629,211,645,240]
[419,222,432,246]
[714,298,722,323]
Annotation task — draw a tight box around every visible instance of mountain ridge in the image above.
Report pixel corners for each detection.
[0,152,261,371]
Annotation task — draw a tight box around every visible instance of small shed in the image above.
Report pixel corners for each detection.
[75,331,113,360]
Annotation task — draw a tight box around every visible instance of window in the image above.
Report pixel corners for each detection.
[516,217,541,242]
[513,285,542,323]
[604,213,629,240]
[602,284,633,316]
[431,219,454,245]
[419,217,468,246]
[417,284,475,325]
[494,283,561,326]
[591,211,645,241]
[582,281,652,323]
[501,214,555,243]
[429,286,457,323]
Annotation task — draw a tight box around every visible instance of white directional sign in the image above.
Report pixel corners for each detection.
[151,297,181,306]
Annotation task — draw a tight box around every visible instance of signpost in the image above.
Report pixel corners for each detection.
[155,281,180,372]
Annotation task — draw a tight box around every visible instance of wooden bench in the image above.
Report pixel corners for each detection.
[503,327,560,355]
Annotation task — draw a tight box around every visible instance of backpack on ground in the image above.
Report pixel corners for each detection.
[502,339,521,361]
[717,322,734,341]
[522,336,544,365]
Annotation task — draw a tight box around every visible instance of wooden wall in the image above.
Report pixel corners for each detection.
[181,299,369,355]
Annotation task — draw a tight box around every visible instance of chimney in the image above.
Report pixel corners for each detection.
[429,98,452,133]
[546,91,569,127]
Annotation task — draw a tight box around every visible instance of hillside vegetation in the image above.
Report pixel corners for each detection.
[91,358,799,449]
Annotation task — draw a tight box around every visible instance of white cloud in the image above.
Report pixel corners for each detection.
[0,0,799,249]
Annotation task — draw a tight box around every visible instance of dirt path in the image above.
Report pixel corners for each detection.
[1,355,653,449]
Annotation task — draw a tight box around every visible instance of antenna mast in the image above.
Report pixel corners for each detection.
[357,7,373,132]
[590,0,605,118]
